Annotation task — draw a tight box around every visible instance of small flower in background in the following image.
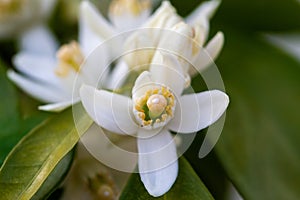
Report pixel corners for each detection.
[7,22,110,112]
[79,51,229,197]
[0,0,56,39]
[61,141,132,200]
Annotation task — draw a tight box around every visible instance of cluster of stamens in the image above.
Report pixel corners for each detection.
[134,86,175,129]
[55,41,84,77]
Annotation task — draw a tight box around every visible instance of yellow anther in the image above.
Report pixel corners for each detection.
[138,112,145,120]
[133,86,176,128]
[55,41,84,77]
[109,0,150,16]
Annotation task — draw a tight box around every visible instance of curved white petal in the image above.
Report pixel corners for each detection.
[150,52,185,97]
[39,0,57,19]
[19,25,58,56]
[189,32,224,76]
[38,98,80,112]
[168,90,229,133]
[132,71,154,100]
[186,0,221,41]
[7,70,69,103]
[144,1,180,29]
[109,6,150,32]
[80,84,138,135]
[79,2,104,56]
[106,60,130,90]
[80,1,116,40]
[13,52,62,87]
[79,44,109,87]
[138,128,178,197]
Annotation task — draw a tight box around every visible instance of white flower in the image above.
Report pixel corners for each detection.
[79,52,229,197]
[7,19,113,112]
[0,0,56,38]
[80,0,152,57]
[123,0,224,77]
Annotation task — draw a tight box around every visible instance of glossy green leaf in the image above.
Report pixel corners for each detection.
[214,27,300,199]
[120,157,214,200]
[31,149,74,200]
[0,103,93,200]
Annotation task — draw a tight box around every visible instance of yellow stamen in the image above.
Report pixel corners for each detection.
[55,41,84,77]
[134,86,175,128]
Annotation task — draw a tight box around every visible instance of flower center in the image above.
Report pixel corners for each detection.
[55,41,84,77]
[109,0,150,16]
[134,86,175,129]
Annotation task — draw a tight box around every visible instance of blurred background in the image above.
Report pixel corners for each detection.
[0,0,299,199]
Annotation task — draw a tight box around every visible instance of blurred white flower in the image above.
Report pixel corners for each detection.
[7,21,113,112]
[0,0,56,38]
[79,52,229,197]
[80,0,152,57]
[123,0,224,78]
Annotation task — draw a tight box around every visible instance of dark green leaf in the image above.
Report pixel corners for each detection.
[214,27,300,199]
[172,0,300,31]
[0,103,93,200]
[0,61,49,166]
[120,157,214,200]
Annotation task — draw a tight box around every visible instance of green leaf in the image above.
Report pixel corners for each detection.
[119,157,214,200]
[0,61,20,165]
[31,149,74,200]
[0,103,93,200]
[0,61,51,167]
[214,27,300,199]
[172,0,300,31]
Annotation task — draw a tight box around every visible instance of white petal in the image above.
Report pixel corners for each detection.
[80,84,138,135]
[80,1,122,59]
[79,2,104,56]
[108,1,151,32]
[39,0,57,19]
[79,43,110,87]
[106,60,130,90]
[168,90,229,133]
[186,0,221,41]
[190,31,224,76]
[132,71,154,100]
[138,128,178,197]
[38,98,80,112]
[150,52,185,97]
[13,52,62,87]
[7,70,69,103]
[19,25,58,56]
[144,1,180,29]
[80,1,116,40]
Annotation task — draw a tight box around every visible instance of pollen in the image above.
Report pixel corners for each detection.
[134,86,176,129]
[55,41,84,77]
[109,0,150,16]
